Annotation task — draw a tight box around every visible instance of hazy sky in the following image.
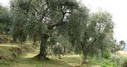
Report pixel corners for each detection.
[80,0,127,41]
[0,0,127,41]
[0,0,9,6]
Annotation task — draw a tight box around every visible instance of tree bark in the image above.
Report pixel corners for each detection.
[35,34,49,60]
[81,43,88,65]
[81,50,87,64]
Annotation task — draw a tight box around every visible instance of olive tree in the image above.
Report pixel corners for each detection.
[10,0,82,59]
[10,0,114,62]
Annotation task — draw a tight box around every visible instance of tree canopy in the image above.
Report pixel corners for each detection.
[0,0,114,62]
[0,5,11,34]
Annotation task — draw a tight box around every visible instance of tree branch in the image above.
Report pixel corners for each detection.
[31,5,39,14]
[39,7,49,21]
[30,0,49,21]
[47,9,71,30]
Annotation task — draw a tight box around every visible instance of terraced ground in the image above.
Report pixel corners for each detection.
[0,44,103,67]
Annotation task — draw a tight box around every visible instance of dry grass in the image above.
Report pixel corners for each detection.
[116,50,127,57]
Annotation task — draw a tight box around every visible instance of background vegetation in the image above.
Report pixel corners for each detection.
[0,0,127,67]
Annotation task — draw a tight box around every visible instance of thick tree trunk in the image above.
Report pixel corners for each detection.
[81,43,88,65]
[81,50,87,64]
[35,34,49,60]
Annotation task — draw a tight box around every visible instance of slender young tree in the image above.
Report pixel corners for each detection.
[119,40,126,50]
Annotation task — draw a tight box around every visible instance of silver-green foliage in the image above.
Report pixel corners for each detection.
[0,5,11,34]
[111,54,127,67]
[10,0,114,60]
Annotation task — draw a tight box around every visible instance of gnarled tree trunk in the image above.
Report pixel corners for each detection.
[81,50,88,64]
[35,34,49,60]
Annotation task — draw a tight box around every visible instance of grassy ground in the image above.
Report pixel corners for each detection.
[10,59,70,67]
[0,44,70,67]
[0,43,106,67]
[0,53,101,67]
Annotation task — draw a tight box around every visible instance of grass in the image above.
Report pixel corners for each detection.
[0,44,20,62]
[9,58,70,67]
[0,43,70,67]
[0,43,120,67]
[6,55,101,67]
[0,51,101,67]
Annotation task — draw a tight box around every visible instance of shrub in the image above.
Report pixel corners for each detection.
[102,50,111,59]
[110,54,127,67]
[122,61,127,67]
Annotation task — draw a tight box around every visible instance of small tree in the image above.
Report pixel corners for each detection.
[119,40,126,50]
[77,11,114,64]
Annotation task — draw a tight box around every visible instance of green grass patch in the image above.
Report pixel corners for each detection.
[1,58,70,67]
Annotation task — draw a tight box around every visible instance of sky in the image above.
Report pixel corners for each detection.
[0,0,9,7]
[79,0,127,42]
[0,0,127,42]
